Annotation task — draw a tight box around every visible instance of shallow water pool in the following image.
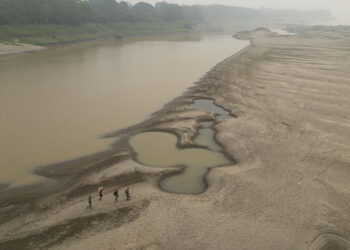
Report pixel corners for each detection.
[129,122,230,194]
[129,99,235,194]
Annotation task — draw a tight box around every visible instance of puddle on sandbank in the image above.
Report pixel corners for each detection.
[194,122,221,152]
[129,99,235,194]
[129,122,230,194]
[190,99,234,119]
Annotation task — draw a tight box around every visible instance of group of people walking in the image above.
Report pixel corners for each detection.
[87,187,131,209]
[112,187,130,201]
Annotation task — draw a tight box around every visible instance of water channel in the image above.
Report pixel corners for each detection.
[130,99,234,194]
[0,35,248,187]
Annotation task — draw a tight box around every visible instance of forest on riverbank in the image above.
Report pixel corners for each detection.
[0,0,333,45]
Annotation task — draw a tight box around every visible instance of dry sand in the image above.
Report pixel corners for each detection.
[0,26,350,250]
[0,42,45,57]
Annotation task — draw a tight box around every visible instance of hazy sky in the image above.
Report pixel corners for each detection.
[128,0,350,24]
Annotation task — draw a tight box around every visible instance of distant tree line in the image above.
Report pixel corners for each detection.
[0,0,203,25]
[0,0,332,26]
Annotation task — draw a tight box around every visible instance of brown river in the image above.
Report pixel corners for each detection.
[0,34,248,187]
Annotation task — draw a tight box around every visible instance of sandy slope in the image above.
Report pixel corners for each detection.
[0,27,350,250]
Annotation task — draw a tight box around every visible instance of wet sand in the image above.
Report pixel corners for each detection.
[1,26,350,249]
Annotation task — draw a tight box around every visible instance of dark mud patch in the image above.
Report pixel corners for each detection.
[320,241,347,250]
[66,170,146,199]
[309,233,350,250]
[0,151,131,224]
[0,200,149,250]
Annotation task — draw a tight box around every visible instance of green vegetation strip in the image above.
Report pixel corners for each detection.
[0,21,191,45]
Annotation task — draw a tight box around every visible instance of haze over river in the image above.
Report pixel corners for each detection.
[0,35,248,186]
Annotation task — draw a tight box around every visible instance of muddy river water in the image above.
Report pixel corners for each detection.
[0,34,248,187]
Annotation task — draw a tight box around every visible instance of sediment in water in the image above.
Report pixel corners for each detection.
[1,26,350,249]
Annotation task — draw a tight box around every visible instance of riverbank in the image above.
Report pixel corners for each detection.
[1,26,350,249]
[0,42,46,57]
[0,22,192,58]
[0,22,191,45]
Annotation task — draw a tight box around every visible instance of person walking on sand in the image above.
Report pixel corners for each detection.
[125,187,130,201]
[113,188,119,201]
[87,196,92,209]
[98,187,104,200]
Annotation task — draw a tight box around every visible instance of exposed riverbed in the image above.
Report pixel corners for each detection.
[0,35,248,186]
[0,26,349,250]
